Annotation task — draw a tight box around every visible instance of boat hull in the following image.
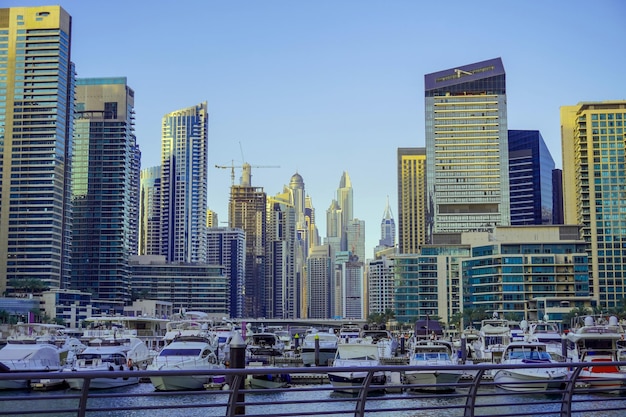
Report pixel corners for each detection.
[404,370,463,392]
[328,371,386,394]
[66,374,139,390]
[150,374,216,391]
[248,373,290,389]
[494,368,567,392]
[301,349,337,367]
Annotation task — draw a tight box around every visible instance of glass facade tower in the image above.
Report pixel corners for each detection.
[561,101,626,309]
[425,58,510,242]
[0,6,74,293]
[161,102,209,264]
[72,77,138,307]
[508,130,555,225]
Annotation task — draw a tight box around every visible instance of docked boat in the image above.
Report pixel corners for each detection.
[0,339,62,390]
[327,340,387,394]
[148,335,224,391]
[566,315,626,393]
[246,331,285,358]
[471,317,512,363]
[525,318,565,361]
[247,361,291,389]
[404,340,464,392]
[63,337,151,390]
[493,340,568,392]
[338,323,361,343]
[300,330,339,366]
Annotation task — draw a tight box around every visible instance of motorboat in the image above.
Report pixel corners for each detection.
[404,340,464,392]
[493,340,568,392]
[338,323,361,343]
[566,315,626,393]
[525,317,565,361]
[148,334,224,391]
[0,338,62,390]
[246,361,291,389]
[471,317,512,363]
[81,316,169,352]
[63,337,151,390]
[327,340,387,394]
[246,331,285,358]
[300,330,339,366]
[0,323,81,390]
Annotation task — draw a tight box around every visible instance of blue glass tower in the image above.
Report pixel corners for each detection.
[508,130,555,225]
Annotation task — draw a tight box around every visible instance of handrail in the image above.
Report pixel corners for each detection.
[0,361,626,416]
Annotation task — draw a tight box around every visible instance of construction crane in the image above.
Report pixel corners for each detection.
[215,161,280,186]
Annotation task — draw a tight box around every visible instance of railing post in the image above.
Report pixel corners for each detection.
[314,334,320,366]
[227,332,246,416]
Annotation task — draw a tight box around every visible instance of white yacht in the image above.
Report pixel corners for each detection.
[0,325,64,390]
[300,330,339,366]
[566,315,626,393]
[404,340,464,392]
[471,317,512,363]
[493,340,568,392]
[148,335,224,391]
[63,337,151,390]
[327,340,387,394]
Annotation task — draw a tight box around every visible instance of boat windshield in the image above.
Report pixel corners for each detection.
[160,348,202,356]
[413,352,450,361]
[508,350,551,361]
[77,353,126,365]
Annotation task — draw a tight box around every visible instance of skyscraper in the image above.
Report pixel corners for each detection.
[508,130,555,225]
[139,165,161,256]
[397,147,426,254]
[425,58,510,241]
[0,6,74,293]
[229,163,267,318]
[72,77,139,307]
[561,101,626,309]
[160,102,209,263]
[206,227,245,318]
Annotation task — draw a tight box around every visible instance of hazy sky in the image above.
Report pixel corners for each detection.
[9,1,626,256]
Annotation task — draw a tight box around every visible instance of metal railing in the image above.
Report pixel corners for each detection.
[1,361,626,417]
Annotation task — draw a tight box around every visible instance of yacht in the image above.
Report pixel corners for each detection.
[63,337,151,390]
[148,334,225,391]
[338,323,361,343]
[300,330,339,366]
[404,340,464,392]
[471,316,512,363]
[0,324,68,390]
[246,360,291,389]
[327,340,387,394]
[566,315,626,393]
[493,340,568,392]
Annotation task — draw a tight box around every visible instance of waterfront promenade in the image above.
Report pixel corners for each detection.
[2,362,626,417]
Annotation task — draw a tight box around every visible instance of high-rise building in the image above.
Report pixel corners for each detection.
[228,163,267,318]
[72,77,138,308]
[160,102,209,263]
[346,219,365,262]
[307,244,333,319]
[378,197,396,249]
[552,169,564,225]
[266,189,297,319]
[367,255,395,316]
[337,171,353,251]
[561,101,626,309]
[0,6,74,293]
[508,130,555,225]
[425,58,510,241]
[206,227,245,319]
[397,147,426,254]
[139,165,161,256]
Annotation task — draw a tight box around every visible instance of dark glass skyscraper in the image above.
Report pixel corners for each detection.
[72,77,139,310]
[508,130,555,225]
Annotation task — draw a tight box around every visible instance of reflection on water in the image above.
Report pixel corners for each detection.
[1,383,626,417]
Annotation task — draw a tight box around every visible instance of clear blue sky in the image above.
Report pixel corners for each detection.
[10,1,626,256]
